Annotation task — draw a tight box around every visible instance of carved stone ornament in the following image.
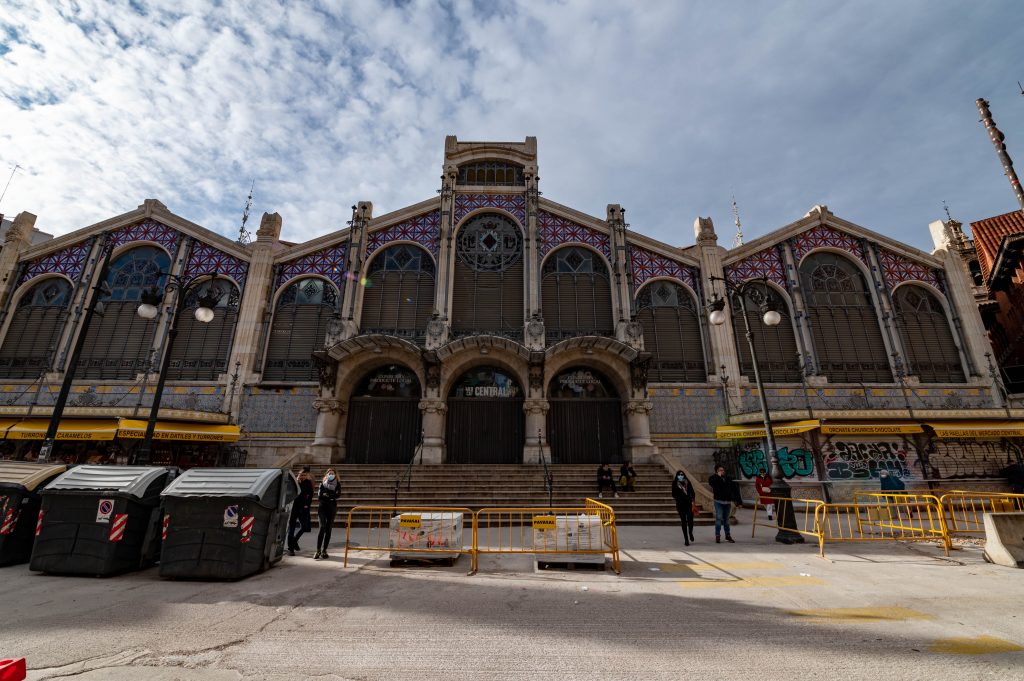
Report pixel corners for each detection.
[426,316,446,344]
[418,399,447,415]
[527,313,545,342]
[313,398,344,415]
[630,354,653,393]
[422,350,441,390]
[523,398,551,415]
[625,319,643,340]
[311,351,337,389]
[623,399,654,416]
[528,351,545,392]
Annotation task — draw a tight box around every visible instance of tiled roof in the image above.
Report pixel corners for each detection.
[970,209,1024,282]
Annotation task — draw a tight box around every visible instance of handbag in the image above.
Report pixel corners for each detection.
[691,502,699,515]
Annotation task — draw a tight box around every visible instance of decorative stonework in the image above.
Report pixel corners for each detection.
[623,399,654,415]
[629,244,697,290]
[454,194,527,226]
[725,246,787,287]
[523,398,550,415]
[790,224,866,265]
[877,248,942,290]
[312,398,344,414]
[17,241,92,287]
[537,211,611,261]
[367,210,441,258]
[418,399,447,415]
[184,240,249,289]
[276,244,347,291]
[110,220,180,254]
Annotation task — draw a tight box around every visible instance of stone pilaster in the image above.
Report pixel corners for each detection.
[862,240,906,379]
[522,397,550,463]
[608,205,635,343]
[0,212,38,318]
[931,220,989,382]
[430,160,457,348]
[694,217,741,389]
[308,397,345,463]
[419,398,446,463]
[340,202,372,335]
[623,398,655,462]
[524,164,541,347]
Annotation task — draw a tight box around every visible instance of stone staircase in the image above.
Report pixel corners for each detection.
[293,463,716,526]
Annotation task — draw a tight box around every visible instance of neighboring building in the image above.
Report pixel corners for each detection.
[0,137,1017,499]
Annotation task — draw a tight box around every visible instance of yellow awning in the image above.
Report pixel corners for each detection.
[926,420,1024,439]
[117,419,240,442]
[0,419,19,439]
[715,420,819,440]
[6,419,118,441]
[820,421,924,435]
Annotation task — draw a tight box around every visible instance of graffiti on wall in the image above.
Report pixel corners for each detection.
[736,446,815,479]
[926,440,1022,480]
[822,441,917,480]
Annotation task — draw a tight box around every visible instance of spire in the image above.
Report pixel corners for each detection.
[237,180,254,245]
[731,195,743,248]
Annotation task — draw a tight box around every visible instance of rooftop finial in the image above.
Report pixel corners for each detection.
[943,200,953,223]
[237,180,254,245]
[731,195,743,248]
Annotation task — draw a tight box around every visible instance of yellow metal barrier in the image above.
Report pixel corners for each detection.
[472,498,620,575]
[816,494,950,557]
[750,496,824,543]
[940,492,1024,537]
[343,506,475,569]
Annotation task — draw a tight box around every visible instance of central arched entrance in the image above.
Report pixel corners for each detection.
[346,364,422,463]
[547,367,623,464]
[447,366,524,464]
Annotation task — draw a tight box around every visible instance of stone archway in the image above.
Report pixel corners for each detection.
[547,366,623,464]
[445,365,525,464]
[345,363,423,464]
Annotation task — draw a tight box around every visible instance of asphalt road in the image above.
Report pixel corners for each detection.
[1,518,1022,680]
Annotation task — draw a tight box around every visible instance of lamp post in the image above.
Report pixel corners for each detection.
[707,275,803,544]
[133,274,223,464]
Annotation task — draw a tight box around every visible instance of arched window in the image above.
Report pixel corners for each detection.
[800,252,892,382]
[263,277,340,382]
[0,278,73,378]
[636,281,707,382]
[731,285,802,382]
[451,213,524,340]
[166,279,241,381]
[893,285,965,383]
[360,244,435,343]
[78,246,171,379]
[457,161,525,186]
[542,247,614,342]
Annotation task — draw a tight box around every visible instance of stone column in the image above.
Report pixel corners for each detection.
[309,397,345,463]
[522,398,550,463]
[524,164,541,347]
[608,205,634,342]
[418,398,446,464]
[694,217,741,389]
[931,219,988,381]
[0,212,37,313]
[340,202,372,336]
[430,157,457,347]
[623,398,655,463]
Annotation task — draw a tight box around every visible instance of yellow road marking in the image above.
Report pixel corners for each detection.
[929,635,1023,655]
[678,575,825,589]
[661,561,784,572]
[788,607,933,623]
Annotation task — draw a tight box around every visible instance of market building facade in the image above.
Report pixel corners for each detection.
[0,137,1017,498]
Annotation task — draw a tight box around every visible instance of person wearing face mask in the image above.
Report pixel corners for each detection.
[287,466,314,556]
[315,468,342,560]
[671,470,696,546]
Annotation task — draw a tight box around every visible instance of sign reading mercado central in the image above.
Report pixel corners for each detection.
[451,368,521,399]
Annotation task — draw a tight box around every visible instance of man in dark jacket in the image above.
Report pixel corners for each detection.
[288,466,314,555]
[597,463,619,498]
[671,470,696,546]
[708,466,735,543]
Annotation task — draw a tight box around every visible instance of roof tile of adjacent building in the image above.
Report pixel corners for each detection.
[970,209,1024,281]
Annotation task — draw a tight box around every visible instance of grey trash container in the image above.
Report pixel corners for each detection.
[0,462,67,566]
[30,465,176,576]
[159,467,298,580]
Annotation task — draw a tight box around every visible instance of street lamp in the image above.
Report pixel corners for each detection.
[133,273,224,464]
[707,275,803,544]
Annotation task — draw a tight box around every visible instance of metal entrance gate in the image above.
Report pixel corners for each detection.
[446,397,524,464]
[345,397,422,464]
[547,398,623,464]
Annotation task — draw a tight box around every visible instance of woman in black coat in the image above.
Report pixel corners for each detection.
[671,470,696,546]
[315,468,342,560]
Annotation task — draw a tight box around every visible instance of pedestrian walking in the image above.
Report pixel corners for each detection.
[671,470,696,546]
[879,469,905,492]
[597,462,619,498]
[619,461,638,492]
[708,465,735,543]
[315,468,342,560]
[287,466,314,556]
[754,468,774,520]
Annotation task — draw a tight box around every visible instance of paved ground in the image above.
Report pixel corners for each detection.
[1,511,1023,680]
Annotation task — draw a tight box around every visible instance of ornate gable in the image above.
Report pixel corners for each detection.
[17,241,92,287]
[184,240,250,289]
[877,247,942,290]
[790,224,867,265]
[276,244,347,291]
[367,210,441,258]
[109,219,180,253]
[537,210,611,261]
[629,244,697,291]
[454,194,527,226]
[724,245,786,287]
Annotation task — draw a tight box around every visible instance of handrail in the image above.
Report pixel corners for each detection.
[392,429,425,508]
[537,428,553,508]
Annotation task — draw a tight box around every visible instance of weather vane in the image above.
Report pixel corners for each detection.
[237,180,254,245]
[731,195,743,248]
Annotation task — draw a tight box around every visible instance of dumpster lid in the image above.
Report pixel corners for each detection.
[45,465,171,498]
[161,468,282,503]
[0,462,67,492]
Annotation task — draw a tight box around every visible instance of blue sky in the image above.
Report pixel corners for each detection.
[1,0,1023,251]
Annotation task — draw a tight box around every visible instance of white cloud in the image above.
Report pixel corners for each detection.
[0,0,1022,250]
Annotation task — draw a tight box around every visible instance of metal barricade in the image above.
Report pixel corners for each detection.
[816,493,950,557]
[343,506,475,569]
[750,496,824,543]
[472,498,620,575]
[940,492,1024,538]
